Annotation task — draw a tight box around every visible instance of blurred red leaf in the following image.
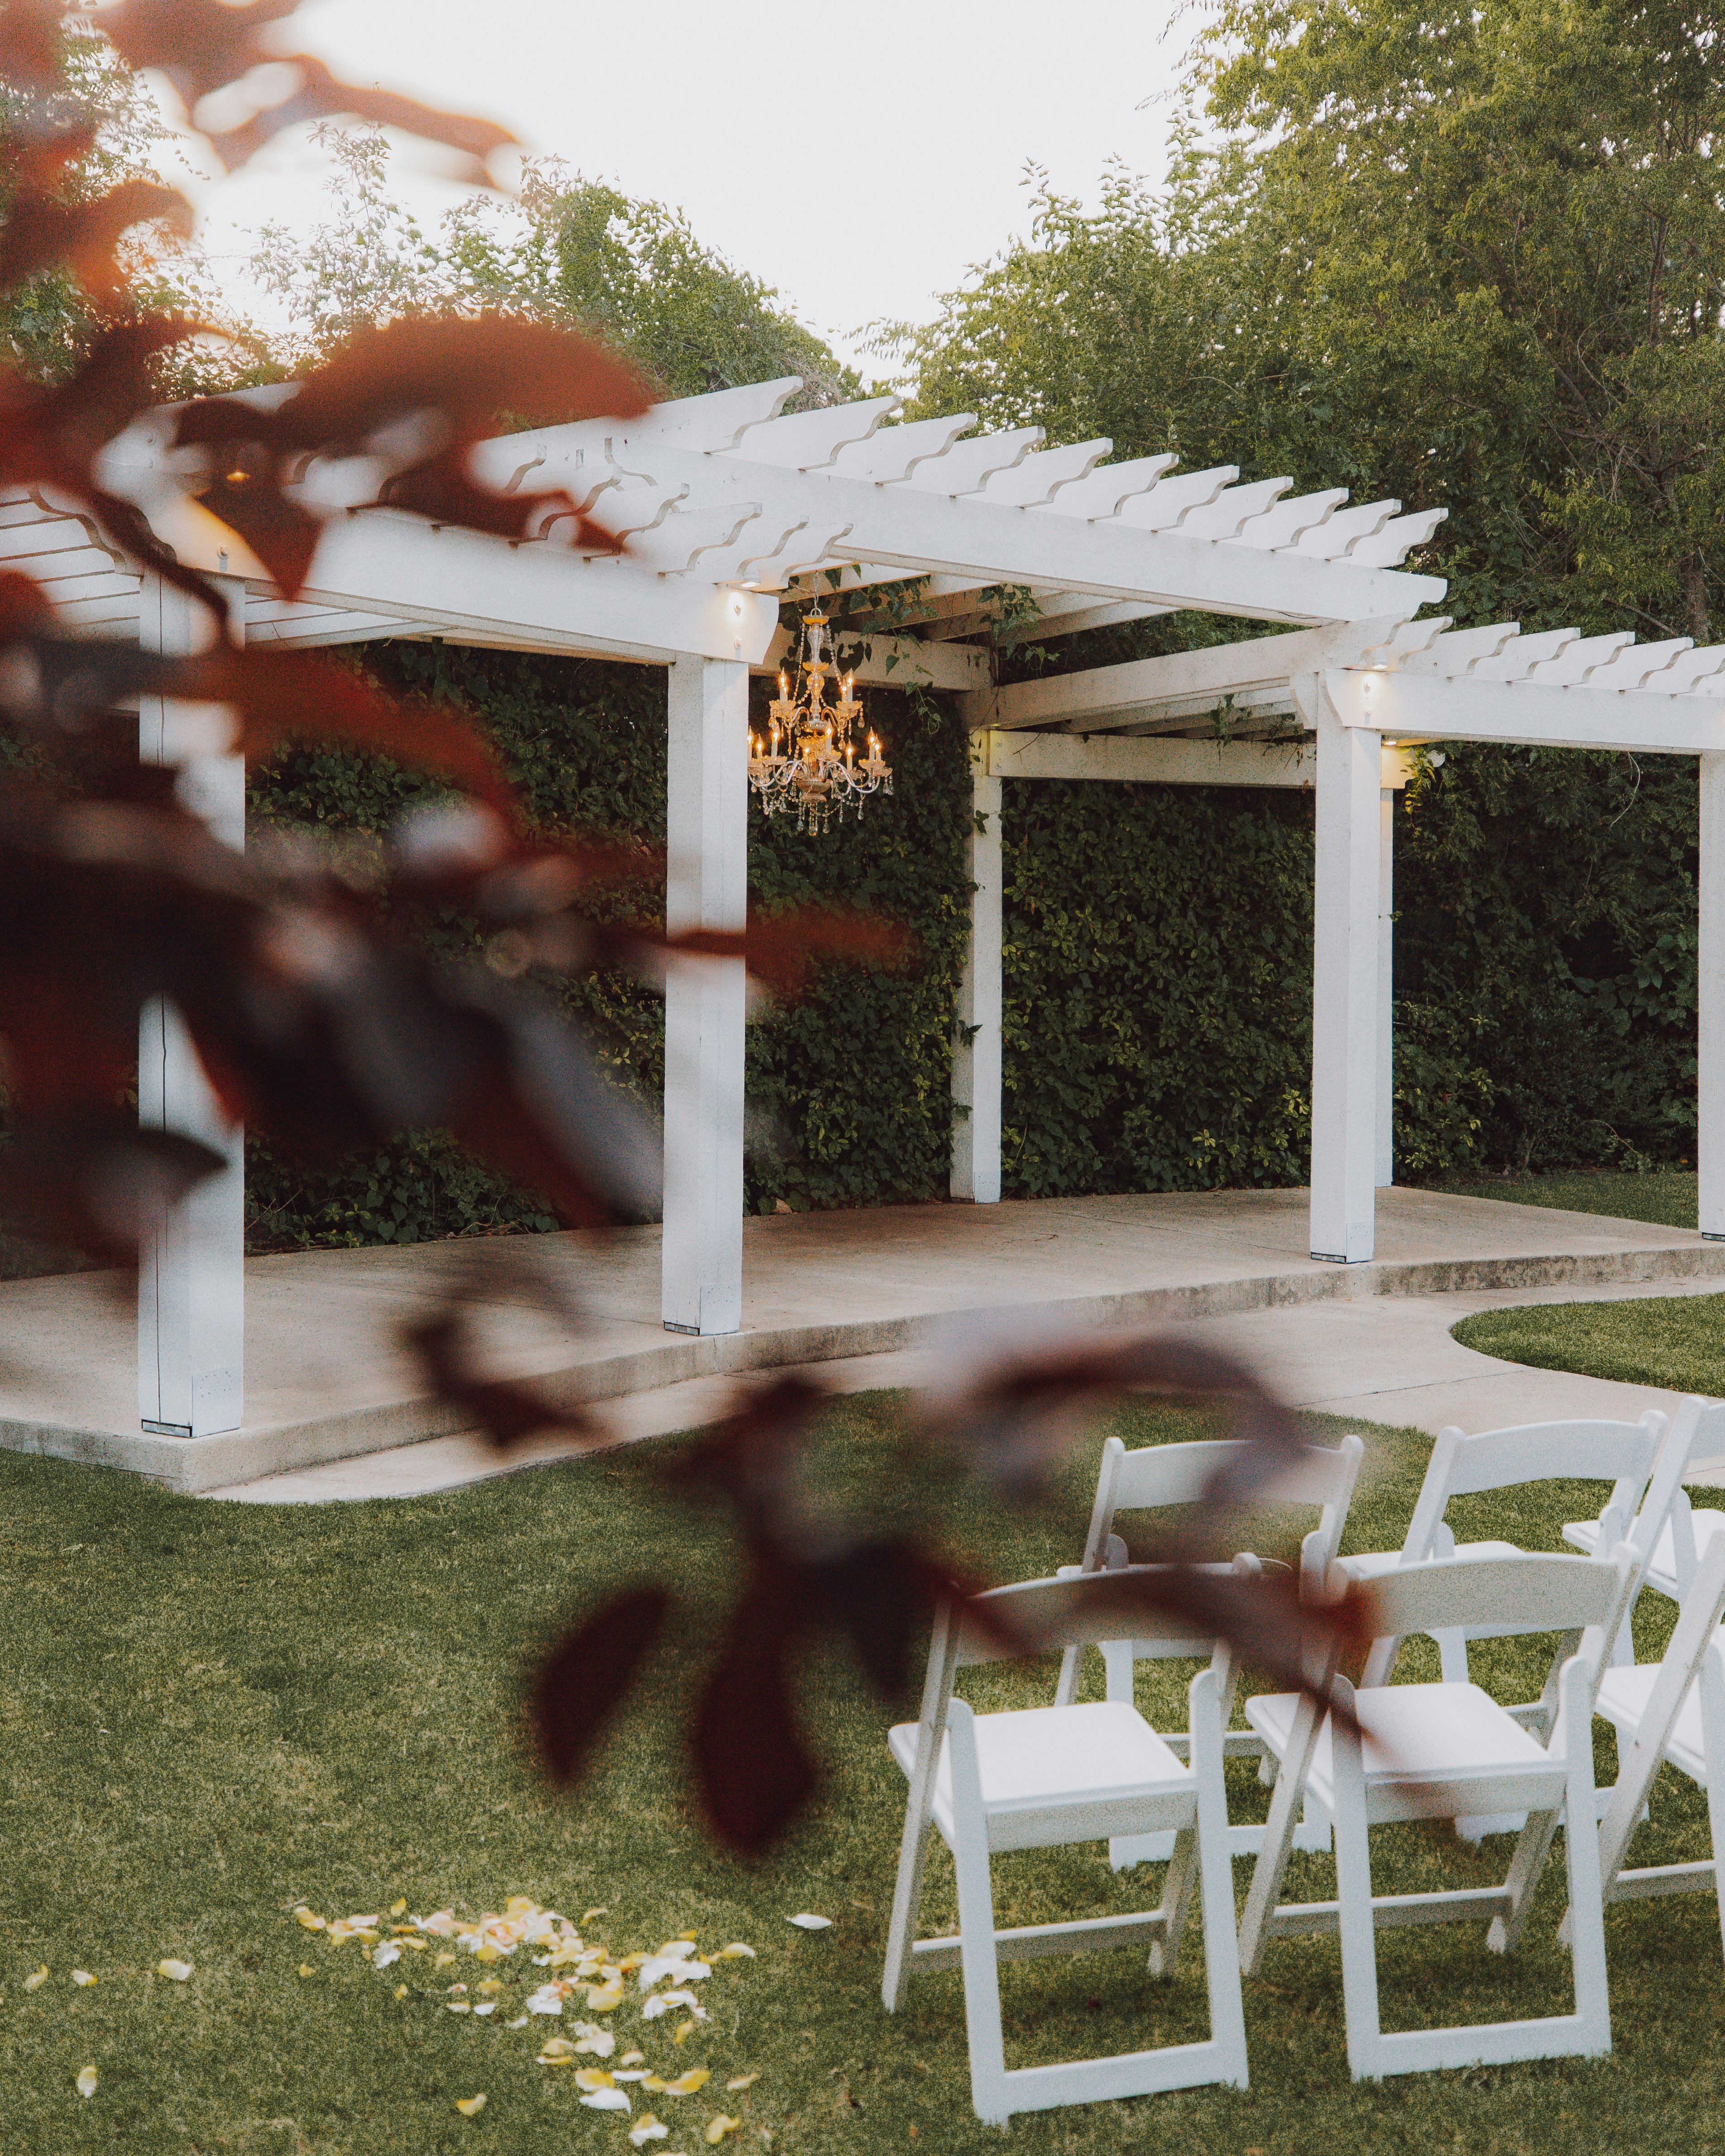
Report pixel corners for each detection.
[531,1586,671,1788]
[204,53,518,182]
[0,178,192,304]
[405,1312,602,1453]
[0,1108,225,1265]
[0,0,66,91]
[665,907,912,1001]
[175,320,652,596]
[693,1573,820,1855]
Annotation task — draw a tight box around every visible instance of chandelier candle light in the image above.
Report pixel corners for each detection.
[748,611,891,834]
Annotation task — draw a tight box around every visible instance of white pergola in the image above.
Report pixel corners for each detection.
[19,371,1704,1443]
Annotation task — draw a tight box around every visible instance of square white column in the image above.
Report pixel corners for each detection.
[138,575,246,1436]
[1377,783,1395,1188]
[1303,675,1381,1264]
[951,736,1003,1203]
[662,654,748,1334]
[1701,754,1725,1238]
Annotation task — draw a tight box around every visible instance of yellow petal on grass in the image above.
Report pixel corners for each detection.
[394,1984,409,1999]
[156,1960,193,1982]
[390,1899,407,1916]
[75,2065,98,2099]
[704,2118,741,2145]
[621,2051,646,2066]
[714,1944,756,1961]
[630,2117,671,2148]
[295,1909,326,1931]
[476,1978,504,1995]
[71,1969,96,1987]
[663,2069,711,2097]
[585,1980,625,2012]
[23,1965,47,1992]
[537,2037,578,2066]
[455,2094,487,2118]
[297,1964,316,1979]
[573,2068,615,2092]
[725,2075,759,2092]
[673,2019,696,2046]
[580,1907,608,1925]
[435,1952,458,1969]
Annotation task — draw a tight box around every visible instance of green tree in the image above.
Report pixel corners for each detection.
[253,134,858,401]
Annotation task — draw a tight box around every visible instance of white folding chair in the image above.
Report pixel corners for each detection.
[882,1570,1249,2126]
[1563,1398,1724,1604]
[1572,1527,1725,1957]
[1336,1410,1679,1839]
[1238,1549,1635,2081]
[1054,1432,1365,1863]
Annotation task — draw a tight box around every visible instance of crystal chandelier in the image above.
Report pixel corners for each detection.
[748,611,891,835]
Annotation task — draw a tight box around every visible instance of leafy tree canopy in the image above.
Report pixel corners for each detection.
[893,0,1725,643]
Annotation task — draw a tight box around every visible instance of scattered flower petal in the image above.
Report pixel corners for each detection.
[704,2118,741,2144]
[156,1960,193,1982]
[571,2021,616,2057]
[455,2094,487,2117]
[435,1953,458,1969]
[506,2016,528,2029]
[630,2117,671,2147]
[643,1989,706,2022]
[674,2020,697,2046]
[714,1945,756,1961]
[580,2088,632,2113]
[613,2070,652,2082]
[23,1965,47,1992]
[473,2002,497,2017]
[476,1978,504,1994]
[297,1964,316,1979]
[71,1969,96,1987]
[372,1943,401,1969]
[787,1915,831,1931]
[585,1979,625,2012]
[580,1907,608,1925]
[663,2069,711,2097]
[447,2001,471,2013]
[621,2051,646,2066]
[75,2065,97,2099]
[395,1984,409,1999]
[537,2037,578,2066]
[295,1909,326,1931]
[390,1900,407,1916]
[725,2075,759,2092]
[525,1984,565,2016]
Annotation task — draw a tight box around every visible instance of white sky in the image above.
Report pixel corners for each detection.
[172,0,1191,374]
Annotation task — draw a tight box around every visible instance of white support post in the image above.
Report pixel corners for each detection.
[951,735,1003,1203]
[1376,781,1394,1188]
[1701,755,1725,1238]
[1303,675,1381,1264]
[138,575,246,1437]
[662,655,748,1334]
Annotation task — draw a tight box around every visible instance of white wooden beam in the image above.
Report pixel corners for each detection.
[1304,675,1381,1263]
[975,726,1418,790]
[661,656,748,1336]
[1378,781,1395,1188]
[985,619,1445,732]
[1328,668,1725,754]
[951,745,1003,1204]
[138,574,246,1437]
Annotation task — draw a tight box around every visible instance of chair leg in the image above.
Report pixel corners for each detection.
[1557,1660,1612,2057]
[1185,1664,1249,2084]
[1147,1827,1198,1978]
[881,1809,932,2014]
[944,1701,1012,2126]
[1696,1644,1725,1961]
[1328,1680,1386,2081]
[1486,1806,1560,1956]
[1239,1691,1326,1977]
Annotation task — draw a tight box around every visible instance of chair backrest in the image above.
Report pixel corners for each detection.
[1081,1432,1366,1597]
[1622,1396,1708,1597]
[955,1568,1236,1668]
[1597,1528,1725,1883]
[1398,1413,1667,1566]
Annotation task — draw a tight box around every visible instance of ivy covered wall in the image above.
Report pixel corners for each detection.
[243,642,1702,1250]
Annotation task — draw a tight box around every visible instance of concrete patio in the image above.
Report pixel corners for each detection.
[1,1184,1722,1495]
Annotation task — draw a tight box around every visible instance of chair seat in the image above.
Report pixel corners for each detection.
[1596,1663,1711,1785]
[1566,1506,1725,1595]
[1246,1682,1564,1825]
[889,1701,1193,1851]
[1340,1540,1524,1582]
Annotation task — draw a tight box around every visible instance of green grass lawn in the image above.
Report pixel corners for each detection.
[4,1398,1725,2155]
[1454,1291,1725,1395]
[1428,1168,1700,1230]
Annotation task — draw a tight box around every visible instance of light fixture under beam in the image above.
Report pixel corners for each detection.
[748,611,891,836]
